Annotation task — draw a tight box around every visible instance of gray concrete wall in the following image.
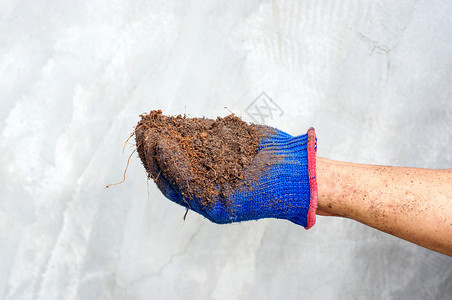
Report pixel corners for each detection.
[1,1,451,299]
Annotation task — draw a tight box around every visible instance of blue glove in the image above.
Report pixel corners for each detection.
[137,126,318,229]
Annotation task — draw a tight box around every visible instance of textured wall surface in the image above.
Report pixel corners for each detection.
[1,1,451,299]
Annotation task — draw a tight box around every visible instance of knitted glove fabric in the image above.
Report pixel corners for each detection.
[141,127,318,229]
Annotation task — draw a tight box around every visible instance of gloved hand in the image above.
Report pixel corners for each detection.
[136,126,318,229]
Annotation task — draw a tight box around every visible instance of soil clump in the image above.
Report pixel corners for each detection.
[135,110,274,206]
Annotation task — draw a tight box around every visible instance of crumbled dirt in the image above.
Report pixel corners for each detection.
[135,110,275,206]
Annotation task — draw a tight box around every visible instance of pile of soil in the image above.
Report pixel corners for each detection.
[135,110,275,206]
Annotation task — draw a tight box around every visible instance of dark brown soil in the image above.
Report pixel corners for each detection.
[135,110,274,206]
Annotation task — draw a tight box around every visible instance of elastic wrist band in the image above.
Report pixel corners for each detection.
[305,127,318,229]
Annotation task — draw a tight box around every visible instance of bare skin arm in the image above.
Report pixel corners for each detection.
[316,157,452,256]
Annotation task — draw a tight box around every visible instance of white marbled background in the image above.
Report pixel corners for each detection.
[1,0,451,299]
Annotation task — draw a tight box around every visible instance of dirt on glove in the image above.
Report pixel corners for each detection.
[135,110,275,206]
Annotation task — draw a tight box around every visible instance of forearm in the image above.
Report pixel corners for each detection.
[316,157,452,256]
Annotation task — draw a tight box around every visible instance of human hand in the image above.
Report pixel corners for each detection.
[135,111,318,228]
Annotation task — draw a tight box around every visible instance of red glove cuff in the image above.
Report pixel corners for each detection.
[305,128,318,229]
